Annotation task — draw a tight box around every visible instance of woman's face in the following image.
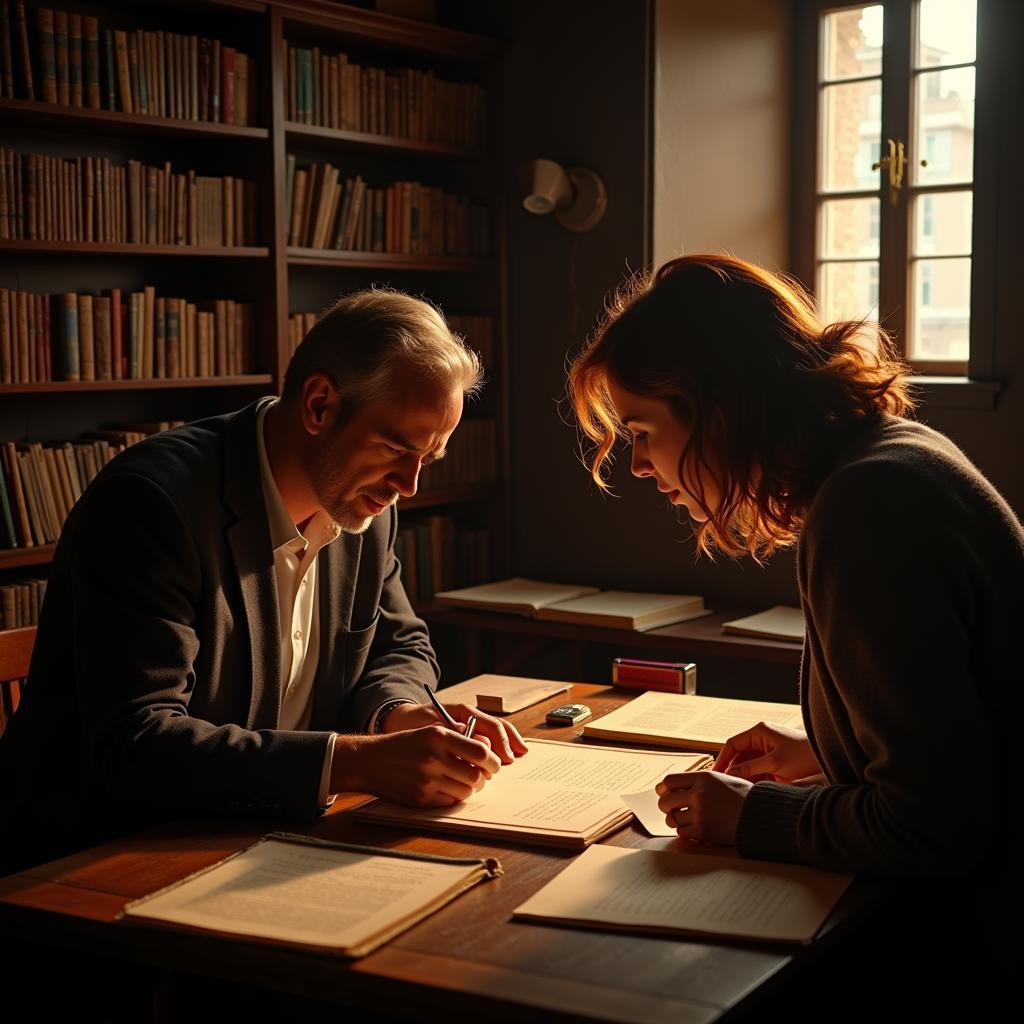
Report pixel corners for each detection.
[606,377,719,523]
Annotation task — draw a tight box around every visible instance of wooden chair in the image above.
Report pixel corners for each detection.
[0,626,35,735]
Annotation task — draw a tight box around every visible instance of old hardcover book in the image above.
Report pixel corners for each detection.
[583,690,803,753]
[536,591,707,632]
[113,30,131,113]
[77,292,94,381]
[67,12,82,106]
[53,8,69,104]
[14,0,33,99]
[121,833,501,959]
[59,291,79,381]
[514,844,852,946]
[434,578,600,617]
[82,16,99,108]
[36,7,56,103]
[354,738,712,849]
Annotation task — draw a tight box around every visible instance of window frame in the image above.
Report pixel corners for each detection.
[793,0,996,379]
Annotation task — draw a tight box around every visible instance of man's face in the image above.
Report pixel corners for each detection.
[303,371,464,534]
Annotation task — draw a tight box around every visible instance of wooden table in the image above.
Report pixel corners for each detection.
[0,683,871,1023]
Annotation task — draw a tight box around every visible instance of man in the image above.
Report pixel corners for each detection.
[0,289,526,875]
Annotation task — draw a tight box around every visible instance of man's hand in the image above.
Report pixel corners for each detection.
[712,721,820,783]
[331,726,502,807]
[655,771,753,845]
[383,700,529,765]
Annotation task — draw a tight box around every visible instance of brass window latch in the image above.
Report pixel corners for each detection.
[872,137,907,204]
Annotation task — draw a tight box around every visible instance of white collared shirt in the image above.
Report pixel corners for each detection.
[256,398,341,805]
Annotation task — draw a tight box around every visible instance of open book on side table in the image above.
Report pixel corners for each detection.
[584,690,804,752]
[352,738,713,848]
[515,844,853,946]
[119,833,501,958]
[435,578,707,631]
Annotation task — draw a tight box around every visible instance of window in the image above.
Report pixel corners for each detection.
[796,0,981,374]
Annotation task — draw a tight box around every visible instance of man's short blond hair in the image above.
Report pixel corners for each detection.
[283,288,483,410]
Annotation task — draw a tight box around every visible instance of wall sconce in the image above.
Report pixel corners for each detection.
[518,158,607,232]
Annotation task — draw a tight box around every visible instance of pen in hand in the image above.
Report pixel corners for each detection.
[425,685,477,739]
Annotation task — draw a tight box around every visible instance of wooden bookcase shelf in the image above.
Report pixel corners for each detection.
[417,605,804,667]
[0,241,270,257]
[0,0,510,630]
[284,122,487,160]
[286,248,491,271]
[0,375,273,395]
[0,98,269,140]
[0,546,56,571]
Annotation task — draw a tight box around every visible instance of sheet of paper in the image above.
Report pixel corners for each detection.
[366,739,706,835]
[621,788,679,838]
[515,844,853,944]
[587,691,804,747]
[122,838,478,949]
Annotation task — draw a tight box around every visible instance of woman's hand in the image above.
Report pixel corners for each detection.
[712,721,820,783]
[655,771,752,845]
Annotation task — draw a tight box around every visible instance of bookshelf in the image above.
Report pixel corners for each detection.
[0,0,510,636]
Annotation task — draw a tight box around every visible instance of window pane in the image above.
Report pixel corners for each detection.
[912,191,972,255]
[914,67,975,184]
[820,197,881,258]
[917,0,976,68]
[821,79,882,191]
[821,5,883,81]
[909,257,970,361]
[818,261,879,323]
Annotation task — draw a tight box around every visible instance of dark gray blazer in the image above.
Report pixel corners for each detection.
[0,401,439,871]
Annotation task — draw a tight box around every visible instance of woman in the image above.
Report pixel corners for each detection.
[568,255,1020,888]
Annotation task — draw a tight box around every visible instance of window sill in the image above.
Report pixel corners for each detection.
[912,376,1002,410]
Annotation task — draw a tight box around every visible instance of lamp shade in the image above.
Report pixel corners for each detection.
[519,158,572,215]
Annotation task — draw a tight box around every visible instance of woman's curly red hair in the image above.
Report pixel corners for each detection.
[569,254,915,559]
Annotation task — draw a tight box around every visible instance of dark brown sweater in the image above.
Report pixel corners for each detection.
[736,415,1022,878]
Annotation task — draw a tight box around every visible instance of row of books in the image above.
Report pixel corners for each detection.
[286,159,488,256]
[1,287,256,385]
[0,148,257,247]
[288,311,495,372]
[396,515,490,604]
[1,574,44,630]
[285,43,485,148]
[0,425,180,549]
[0,3,256,125]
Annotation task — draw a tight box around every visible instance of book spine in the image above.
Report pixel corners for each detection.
[68,13,82,107]
[83,16,100,109]
[0,1,13,100]
[53,8,68,104]
[114,30,131,113]
[78,293,94,381]
[154,296,165,379]
[102,28,115,110]
[36,7,56,103]
[14,0,32,99]
[109,287,122,379]
[221,45,234,125]
[60,291,79,381]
